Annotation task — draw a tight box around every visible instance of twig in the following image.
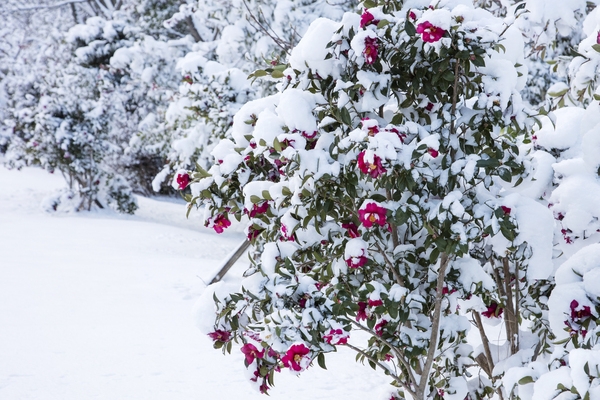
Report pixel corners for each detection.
[418,252,450,399]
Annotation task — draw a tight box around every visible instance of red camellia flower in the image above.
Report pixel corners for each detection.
[208,329,231,342]
[368,299,383,307]
[428,148,439,158]
[501,206,512,215]
[346,252,368,269]
[409,11,417,20]
[342,222,360,238]
[360,10,379,28]
[570,300,593,321]
[358,202,387,228]
[375,319,388,336]
[241,343,264,365]
[211,213,231,234]
[247,201,269,218]
[323,329,349,345]
[281,344,310,371]
[482,302,503,318]
[597,31,600,44]
[280,224,295,241]
[416,21,446,43]
[363,36,379,64]
[176,172,190,190]
[358,151,387,178]
[357,301,368,321]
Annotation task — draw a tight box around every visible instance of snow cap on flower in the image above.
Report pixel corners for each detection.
[358,201,387,228]
[281,343,310,372]
[344,238,369,268]
[323,328,349,345]
[357,150,387,178]
[173,169,190,190]
[415,9,451,43]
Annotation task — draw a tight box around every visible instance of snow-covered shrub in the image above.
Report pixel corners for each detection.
[184,1,563,398]
[154,0,357,189]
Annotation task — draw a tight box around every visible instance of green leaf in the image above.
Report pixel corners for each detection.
[390,114,403,125]
[592,44,600,53]
[273,137,282,152]
[317,353,327,370]
[377,19,390,29]
[250,195,261,204]
[271,70,285,79]
[405,21,416,36]
[252,69,268,78]
[261,190,273,201]
[340,107,352,125]
[476,158,501,168]
[498,168,512,182]
[363,0,376,8]
[518,376,535,385]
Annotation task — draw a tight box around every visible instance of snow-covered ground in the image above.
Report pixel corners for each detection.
[0,165,390,400]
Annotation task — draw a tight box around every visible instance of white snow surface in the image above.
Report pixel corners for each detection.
[0,165,390,399]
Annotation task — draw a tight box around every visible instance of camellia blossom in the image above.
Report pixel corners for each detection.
[482,301,503,318]
[241,343,264,364]
[501,206,512,215]
[281,344,310,371]
[208,329,231,342]
[363,36,379,64]
[323,328,349,345]
[428,148,439,158]
[357,301,368,321]
[280,224,295,241]
[342,222,360,238]
[375,319,388,336]
[360,10,379,28]
[570,300,593,321]
[358,202,387,228]
[597,31,600,44]
[346,251,368,268]
[176,172,190,190]
[247,201,269,218]
[357,151,387,178]
[211,213,231,234]
[368,299,383,307]
[416,21,446,43]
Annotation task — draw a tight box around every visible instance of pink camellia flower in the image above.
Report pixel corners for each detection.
[247,201,269,218]
[597,31,600,44]
[357,151,387,178]
[241,343,264,365]
[416,21,446,43]
[280,224,295,241]
[360,10,379,28]
[409,11,417,20]
[342,222,360,238]
[346,252,368,269]
[428,148,439,158]
[357,301,368,321]
[358,202,387,228]
[363,36,379,65]
[281,344,310,371]
[501,206,511,215]
[570,300,593,321]
[176,172,190,190]
[368,299,383,307]
[323,328,349,345]
[211,213,231,234]
[375,319,388,336]
[482,301,503,318]
[208,329,231,342]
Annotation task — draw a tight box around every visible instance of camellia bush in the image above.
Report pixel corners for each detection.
[180,0,600,399]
